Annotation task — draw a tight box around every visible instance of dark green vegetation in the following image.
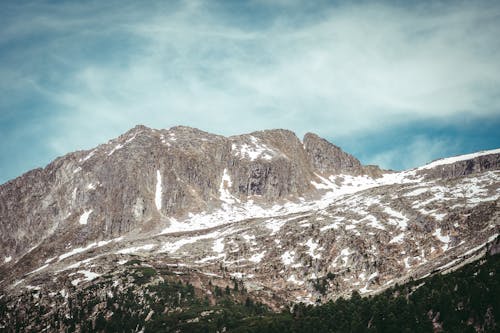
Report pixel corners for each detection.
[0,253,498,332]
[239,253,499,333]
[0,262,266,333]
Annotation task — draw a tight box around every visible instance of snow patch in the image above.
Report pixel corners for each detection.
[108,144,123,156]
[281,251,295,265]
[232,136,275,161]
[359,284,372,294]
[4,256,11,263]
[12,279,24,288]
[155,170,162,211]
[383,207,408,229]
[61,256,98,271]
[266,218,286,235]
[125,132,139,144]
[71,270,100,286]
[287,274,304,285]
[28,264,49,275]
[202,272,222,278]
[230,272,243,279]
[159,201,314,235]
[363,215,385,230]
[196,254,225,263]
[419,148,500,170]
[59,244,97,261]
[405,188,428,197]
[212,238,225,253]
[117,244,156,255]
[159,218,187,234]
[319,217,344,231]
[311,173,336,190]
[338,248,351,266]
[433,228,450,243]
[59,237,123,261]
[80,150,95,162]
[436,258,461,271]
[160,231,222,254]
[242,234,256,242]
[404,257,412,269]
[26,285,40,291]
[389,233,405,244]
[79,210,93,225]
[304,238,321,259]
[219,169,239,204]
[430,212,447,221]
[249,251,266,263]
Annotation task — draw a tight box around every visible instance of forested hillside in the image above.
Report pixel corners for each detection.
[2,251,498,332]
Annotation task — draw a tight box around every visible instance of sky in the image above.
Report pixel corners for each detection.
[1,0,500,184]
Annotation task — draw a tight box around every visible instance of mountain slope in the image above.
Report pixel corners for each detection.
[1,235,498,332]
[1,125,385,262]
[0,125,499,331]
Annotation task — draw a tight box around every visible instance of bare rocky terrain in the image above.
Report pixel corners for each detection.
[0,125,499,331]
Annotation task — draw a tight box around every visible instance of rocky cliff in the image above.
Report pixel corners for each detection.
[303,132,362,174]
[0,125,375,260]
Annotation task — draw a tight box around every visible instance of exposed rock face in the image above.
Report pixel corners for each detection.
[0,167,55,256]
[417,153,500,180]
[229,129,314,199]
[0,126,372,258]
[0,125,499,326]
[303,133,362,175]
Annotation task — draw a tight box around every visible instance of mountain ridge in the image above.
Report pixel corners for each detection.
[0,125,499,332]
[0,125,380,260]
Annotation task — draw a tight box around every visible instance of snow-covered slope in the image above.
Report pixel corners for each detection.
[419,148,500,169]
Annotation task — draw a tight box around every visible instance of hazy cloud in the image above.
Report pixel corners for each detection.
[369,136,456,171]
[1,0,500,182]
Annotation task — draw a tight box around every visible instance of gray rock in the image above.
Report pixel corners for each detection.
[303,132,362,175]
[0,125,499,315]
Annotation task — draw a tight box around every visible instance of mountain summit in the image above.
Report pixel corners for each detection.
[0,125,499,331]
[0,125,383,259]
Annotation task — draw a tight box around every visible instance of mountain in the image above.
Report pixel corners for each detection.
[0,125,499,332]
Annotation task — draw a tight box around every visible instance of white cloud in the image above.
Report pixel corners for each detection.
[369,136,458,171]
[2,1,500,162]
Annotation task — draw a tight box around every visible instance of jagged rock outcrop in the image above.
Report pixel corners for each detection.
[228,129,314,199]
[303,132,362,175]
[417,153,500,180]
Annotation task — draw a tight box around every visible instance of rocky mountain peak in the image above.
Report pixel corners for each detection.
[127,123,150,133]
[1,126,499,326]
[303,132,362,175]
[1,126,358,259]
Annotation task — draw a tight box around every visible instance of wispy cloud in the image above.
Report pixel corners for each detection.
[369,136,456,171]
[1,0,500,181]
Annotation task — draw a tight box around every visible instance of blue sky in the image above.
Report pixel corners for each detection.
[1,0,500,183]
